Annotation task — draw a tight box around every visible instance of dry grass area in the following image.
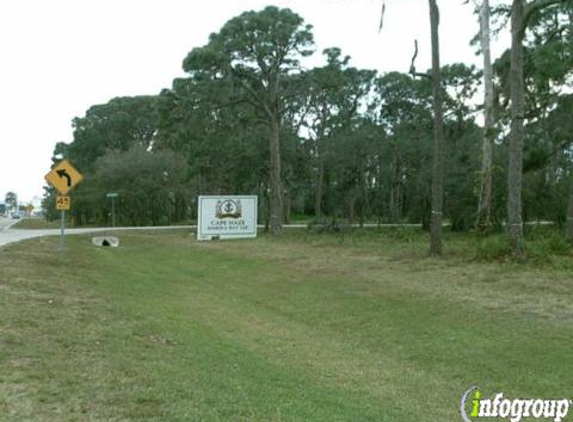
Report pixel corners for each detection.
[199,230,573,322]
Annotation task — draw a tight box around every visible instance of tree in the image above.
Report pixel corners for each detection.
[476,0,496,230]
[507,0,566,255]
[92,146,189,226]
[567,179,573,242]
[305,48,375,219]
[42,4,570,235]
[44,96,162,225]
[507,0,527,255]
[429,0,445,256]
[156,81,269,198]
[370,72,433,224]
[436,63,483,232]
[182,6,314,234]
[68,96,159,172]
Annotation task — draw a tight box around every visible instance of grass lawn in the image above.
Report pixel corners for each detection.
[1,229,572,421]
[10,218,62,230]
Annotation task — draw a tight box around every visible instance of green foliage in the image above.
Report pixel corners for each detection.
[471,234,512,261]
[156,82,269,196]
[86,146,189,226]
[68,96,159,172]
[469,226,573,264]
[525,225,572,253]
[43,4,573,250]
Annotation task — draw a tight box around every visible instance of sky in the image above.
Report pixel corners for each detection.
[0,0,511,205]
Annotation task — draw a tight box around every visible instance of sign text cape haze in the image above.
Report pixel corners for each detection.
[197,196,258,240]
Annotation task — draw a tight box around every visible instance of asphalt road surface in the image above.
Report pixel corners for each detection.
[0,216,20,231]
[0,220,196,247]
[0,218,423,248]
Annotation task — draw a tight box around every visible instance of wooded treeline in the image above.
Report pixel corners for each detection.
[44,2,573,253]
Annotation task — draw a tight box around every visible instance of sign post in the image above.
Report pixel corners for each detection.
[59,210,66,257]
[106,193,119,228]
[44,160,84,258]
[55,196,71,258]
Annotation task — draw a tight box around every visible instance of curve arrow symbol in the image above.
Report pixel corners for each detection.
[56,169,72,187]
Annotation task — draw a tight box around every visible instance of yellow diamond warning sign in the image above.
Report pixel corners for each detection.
[45,160,83,195]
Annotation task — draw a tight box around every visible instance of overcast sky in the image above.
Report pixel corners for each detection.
[0,0,511,204]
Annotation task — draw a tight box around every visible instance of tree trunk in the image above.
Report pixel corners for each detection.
[348,193,356,225]
[315,152,324,219]
[507,0,526,255]
[257,182,265,225]
[284,188,291,224]
[359,159,367,228]
[476,0,495,231]
[567,178,573,242]
[390,144,402,222]
[259,182,270,232]
[422,197,431,231]
[429,0,445,256]
[269,113,283,235]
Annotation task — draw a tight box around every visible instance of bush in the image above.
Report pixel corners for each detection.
[470,226,572,263]
[470,234,512,261]
[526,232,572,260]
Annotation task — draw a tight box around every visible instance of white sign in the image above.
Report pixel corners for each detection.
[197,195,258,240]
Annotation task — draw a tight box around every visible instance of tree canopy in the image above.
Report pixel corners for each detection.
[45,3,573,253]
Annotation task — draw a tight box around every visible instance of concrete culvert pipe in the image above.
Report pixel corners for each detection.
[92,236,119,247]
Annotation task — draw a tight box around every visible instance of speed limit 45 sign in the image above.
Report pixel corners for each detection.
[56,196,70,211]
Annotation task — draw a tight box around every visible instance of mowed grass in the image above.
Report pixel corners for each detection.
[10,218,61,230]
[1,229,572,421]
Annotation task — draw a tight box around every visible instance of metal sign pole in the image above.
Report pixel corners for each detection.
[58,210,65,259]
[112,196,116,228]
[45,159,83,259]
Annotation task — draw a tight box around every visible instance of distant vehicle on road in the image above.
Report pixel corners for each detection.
[11,213,22,219]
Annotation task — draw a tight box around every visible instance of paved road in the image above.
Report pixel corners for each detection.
[1,217,555,249]
[0,222,197,247]
[0,219,424,248]
[0,217,19,231]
